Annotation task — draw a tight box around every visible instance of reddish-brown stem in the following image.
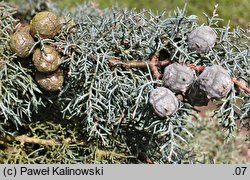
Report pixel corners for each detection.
[146,159,155,164]
[232,78,250,94]
[187,64,205,72]
[108,58,250,94]
[149,55,162,80]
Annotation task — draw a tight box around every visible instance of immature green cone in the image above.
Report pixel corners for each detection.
[188,25,217,54]
[149,87,178,117]
[33,45,61,73]
[9,31,35,58]
[198,65,232,98]
[163,63,194,93]
[35,69,64,92]
[30,11,60,39]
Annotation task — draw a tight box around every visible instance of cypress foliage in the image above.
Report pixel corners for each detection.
[0,0,249,163]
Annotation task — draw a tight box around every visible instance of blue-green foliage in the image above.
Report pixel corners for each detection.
[0,2,43,133]
[0,1,249,163]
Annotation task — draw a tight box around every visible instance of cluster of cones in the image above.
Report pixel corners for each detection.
[9,11,72,92]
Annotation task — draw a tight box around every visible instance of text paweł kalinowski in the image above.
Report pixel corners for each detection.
[20,167,104,176]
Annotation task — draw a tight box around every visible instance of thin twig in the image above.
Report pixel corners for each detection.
[232,78,250,94]
[108,58,171,69]
[16,135,57,145]
[1,134,58,146]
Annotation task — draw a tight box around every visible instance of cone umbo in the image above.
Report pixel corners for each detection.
[163,63,194,93]
[198,65,232,98]
[149,87,179,117]
[188,25,217,53]
[33,45,61,73]
[30,11,60,38]
[9,31,35,57]
[35,69,64,92]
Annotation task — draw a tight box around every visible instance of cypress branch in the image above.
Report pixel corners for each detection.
[109,58,250,94]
